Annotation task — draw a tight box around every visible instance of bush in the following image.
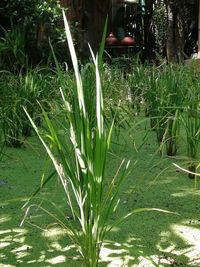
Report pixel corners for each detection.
[0,0,67,68]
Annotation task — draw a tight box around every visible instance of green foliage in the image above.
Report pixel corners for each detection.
[102,63,131,129]
[180,65,200,181]
[21,13,171,266]
[152,1,167,55]
[0,68,57,147]
[0,0,63,29]
[22,12,131,267]
[140,64,186,156]
[182,106,200,181]
[127,61,200,185]
[0,24,26,72]
[0,0,67,67]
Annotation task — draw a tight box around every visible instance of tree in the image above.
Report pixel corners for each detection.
[152,0,198,62]
[61,0,110,56]
[165,0,186,62]
[0,0,66,67]
[80,0,110,55]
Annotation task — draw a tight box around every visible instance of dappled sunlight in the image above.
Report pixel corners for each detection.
[100,241,179,267]
[156,230,177,253]
[172,188,200,198]
[100,241,135,266]
[156,222,200,266]
[0,214,11,224]
[26,250,46,264]
[171,223,200,266]
[41,227,80,263]
[0,223,79,266]
[0,242,10,249]
[12,244,32,253]
[148,175,180,186]
[1,218,199,266]
[47,240,76,253]
[41,226,67,239]
[0,228,31,263]
[100,216,200,267]
[0,264,15,267]
[136,255,176,267]
[0,228,28,243]
[46,255,66,265]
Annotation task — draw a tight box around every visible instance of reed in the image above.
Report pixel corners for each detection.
[0,68,56,147]
[22,12,130,267]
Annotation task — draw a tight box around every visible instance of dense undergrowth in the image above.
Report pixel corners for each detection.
[1,60,200,177]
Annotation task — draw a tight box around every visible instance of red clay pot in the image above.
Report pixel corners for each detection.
[120,36,136,46]
[105,32,118,46]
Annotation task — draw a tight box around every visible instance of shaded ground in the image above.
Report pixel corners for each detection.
[0,119,200,267]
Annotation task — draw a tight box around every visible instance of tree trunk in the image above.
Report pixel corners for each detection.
[61,0,110,57]
[166,0,185,62]
[80,0,110,56]
[144,0,156,60]
[166,1,175,62]
[174,0,185,61]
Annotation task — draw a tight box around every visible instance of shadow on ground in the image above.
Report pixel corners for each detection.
[1,128,200,266]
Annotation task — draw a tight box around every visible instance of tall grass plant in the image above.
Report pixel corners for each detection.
[22,12,131,267]
[180,65,200,183]
[142,64,186,156]
[0,68,56,147]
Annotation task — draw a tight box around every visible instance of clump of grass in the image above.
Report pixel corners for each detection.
[21,14,173,266]
[180,66,200,183]
[0,24,27,73]
[0,68,56,147]
[128,61,148,115]
[143,64,186,156]
[22,12,131,267]
[0,73,24,147]
[182,106,200,181]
